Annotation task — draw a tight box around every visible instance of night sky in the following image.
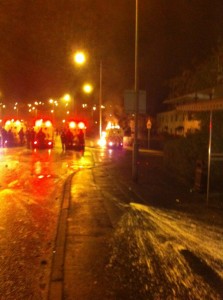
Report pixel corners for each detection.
[1,0,223,114]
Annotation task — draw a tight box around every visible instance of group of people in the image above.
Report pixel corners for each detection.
[60,128,85,151]
[0,127,26,147]
[25,127,38,149]
[0,126,47,149]
[0,125,85,150]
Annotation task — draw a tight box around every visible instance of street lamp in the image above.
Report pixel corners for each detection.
[14,102,19,118]
[63,93,71,102]
[73,51,86,65]
[83,83,93,94]
[49,99,58,123]
[73,51,103,138]
[62,94,71,117]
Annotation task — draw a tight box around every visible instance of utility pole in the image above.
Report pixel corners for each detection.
[132,0,139,182]
[99,60,103,139]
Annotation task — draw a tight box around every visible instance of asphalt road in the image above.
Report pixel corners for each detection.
[0,140,223,299]
[51,144,223,299]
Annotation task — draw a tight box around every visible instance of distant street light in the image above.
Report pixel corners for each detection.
[27,101,44,120]
[49,99,58,122]
[14,102,19,118]
[83,83,93,94]
[62,94,71,116]
[63,93,71,102]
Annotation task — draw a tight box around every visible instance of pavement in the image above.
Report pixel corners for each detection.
[47,141,154,300]
[47,144,223,300]
[48,162,130,300]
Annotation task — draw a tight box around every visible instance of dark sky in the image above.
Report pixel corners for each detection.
[1,0,223,114]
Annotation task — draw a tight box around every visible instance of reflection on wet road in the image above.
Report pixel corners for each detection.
[0,145,91,299]
[0,144,222,299]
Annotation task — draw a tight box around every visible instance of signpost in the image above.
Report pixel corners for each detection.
[147,118,152,149]
[124,90,147,114]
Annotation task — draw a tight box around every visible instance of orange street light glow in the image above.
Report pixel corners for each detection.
[74,51,86,65]
[83,83,93,94]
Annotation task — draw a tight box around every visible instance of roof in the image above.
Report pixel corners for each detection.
[176,98,223,111]
[164,84,223,111]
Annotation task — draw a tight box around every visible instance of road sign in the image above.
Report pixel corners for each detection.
[124,90,146,114]
[147,119,152,129]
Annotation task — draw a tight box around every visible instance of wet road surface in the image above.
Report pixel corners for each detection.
[0,142,223,299]
[0,143,85,299]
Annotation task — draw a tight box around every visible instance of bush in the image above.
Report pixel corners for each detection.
[163,132,208,186]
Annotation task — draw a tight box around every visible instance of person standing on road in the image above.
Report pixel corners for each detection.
[60,130,66,151]
[36,128,45,148]
[30,128,36,149]
[19,127,25,146]
[25,128,31,148]
[77,129,84,146]
[1,128,7,147]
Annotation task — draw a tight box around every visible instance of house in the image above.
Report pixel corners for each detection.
[156,110,200,136]
[157,85,223,136]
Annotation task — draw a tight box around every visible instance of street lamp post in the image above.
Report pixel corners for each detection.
[73,51,103,138]
[99,60,103,139]
[132,0,139,182]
